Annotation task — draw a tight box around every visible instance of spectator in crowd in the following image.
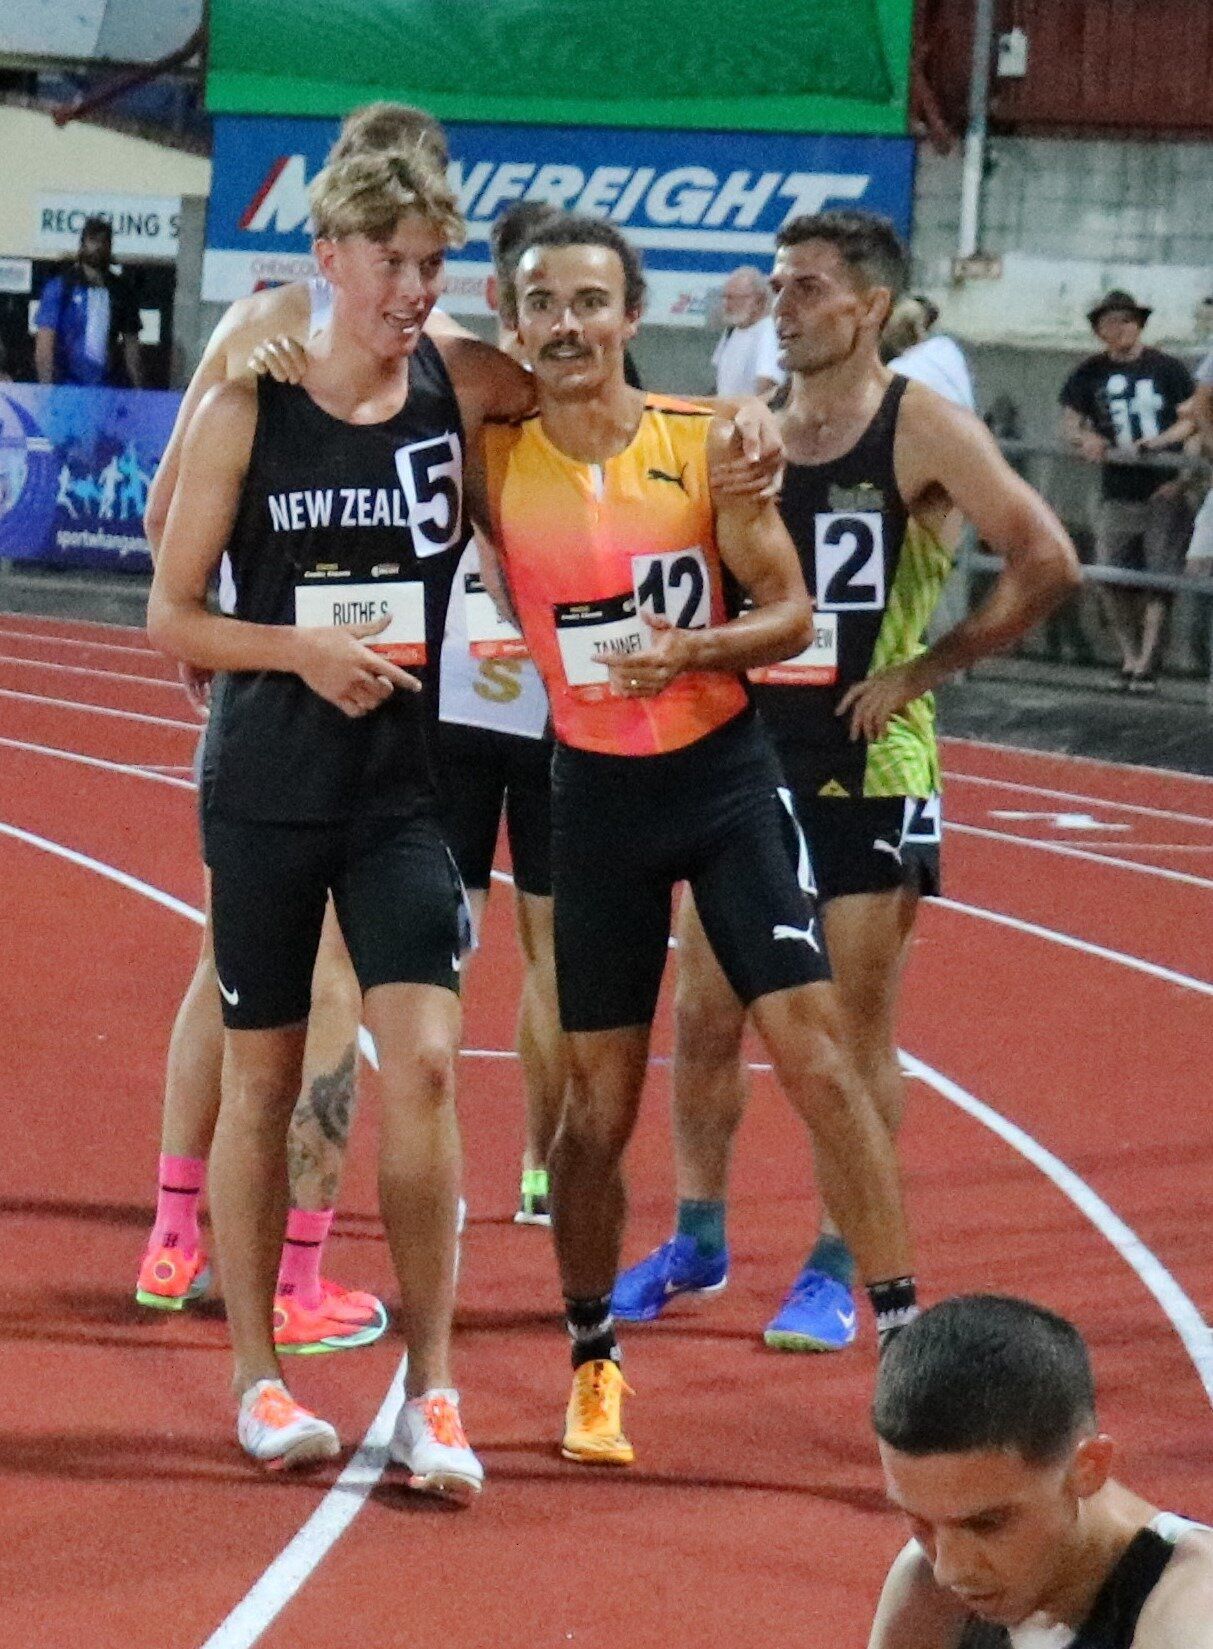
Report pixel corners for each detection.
[882,294,976,412]
[34,216,142,389]
[1059,290,1194,690]
[1182,350,1213,581]
[710,264,784,399]
[0,338,12,384]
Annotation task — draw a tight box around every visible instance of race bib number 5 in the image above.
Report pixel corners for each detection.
[294,581,426,665]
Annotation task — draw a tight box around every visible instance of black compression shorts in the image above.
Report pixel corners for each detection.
[550,710,830,1034]
[795,793,942,904]
[203,810,466,1030]
[433,721,552,897]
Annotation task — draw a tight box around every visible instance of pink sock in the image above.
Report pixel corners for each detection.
[277,1208,333,1311]
[150,1154,205,1255]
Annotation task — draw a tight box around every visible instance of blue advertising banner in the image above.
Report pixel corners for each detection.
[0,385,179,571]
[203,114,915,327]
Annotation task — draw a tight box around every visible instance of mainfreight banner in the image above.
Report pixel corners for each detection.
[203,116,915,328]
[0,385,179,572]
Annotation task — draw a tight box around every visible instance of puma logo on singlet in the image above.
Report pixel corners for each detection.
[647,465,689,493]
[773,922,821,952]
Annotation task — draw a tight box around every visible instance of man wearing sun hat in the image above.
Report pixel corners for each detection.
[1059,290,1195,690]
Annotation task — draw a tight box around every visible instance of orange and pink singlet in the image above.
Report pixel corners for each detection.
[484,395,747,755]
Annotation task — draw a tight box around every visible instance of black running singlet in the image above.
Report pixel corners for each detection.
[956,1525,1181,1649]
[201,337,466,823]
[749,377,953,799]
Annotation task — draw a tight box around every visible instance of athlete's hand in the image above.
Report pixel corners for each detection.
[294,616,421,717]
[179,661,213,717]
[837,657,934,742]
[711,404,785,499]
[606,615,691,696]
[247,336,308,383]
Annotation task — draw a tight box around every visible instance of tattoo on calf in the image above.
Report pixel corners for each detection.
[306,1045,357,1148]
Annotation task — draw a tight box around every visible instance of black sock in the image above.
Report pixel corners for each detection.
[565,1293,621,1371]
[867,1276,919,1350]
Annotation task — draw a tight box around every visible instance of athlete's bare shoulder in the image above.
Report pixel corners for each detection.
[425,307,478,342]
[1135,1526,1213,1648]
[212,283,312,378]
[868,1541,971,1649]
[188,375,260,459]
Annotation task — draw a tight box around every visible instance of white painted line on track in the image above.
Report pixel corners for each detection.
[0,736,195,790]
[198,1368,408,1649]
[0,625,155,657]
[901,1052,1213,1407]
[0,652,183,689]
[934,895,1213,998]
[1077,842,1213,855]
[0,822,204,925]
[7,816,1210,1643]
[0,612,150,641]
[948,820,1213,893]
[0,685,199,731]
[943,767,1213,830]
[941,733,1213,789]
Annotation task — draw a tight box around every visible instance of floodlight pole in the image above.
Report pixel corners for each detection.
[957,0,995,259]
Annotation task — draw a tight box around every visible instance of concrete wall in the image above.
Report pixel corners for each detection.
[915,135,1213,347]
[0,106,211,260]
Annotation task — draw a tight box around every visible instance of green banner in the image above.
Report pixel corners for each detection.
[207,0,911,134]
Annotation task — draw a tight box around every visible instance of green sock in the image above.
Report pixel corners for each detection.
[676,1198,726,1256]
[521,1167,549,1199]
[808,1232,855,1288]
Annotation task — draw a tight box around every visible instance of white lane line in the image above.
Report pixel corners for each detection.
[0,626,155,658]
[0,686,198,731]
[0,613,151,642]
[934,895,1213,998]
[0,736,195,790]
[943,767,1213,830]
[941,733,1213,790]
[198,1371,408,1649]
[0,822,204,924]
[1077,842,1213,855]
[947,820,1213,893]
[901,1053,1213,1407]
[0,652,182,689]
[7,819,1210,1639]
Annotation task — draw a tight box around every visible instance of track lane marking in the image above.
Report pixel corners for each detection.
[6,823,1210,1646]
[943,768,1213,829]
[0,686,198,731]
[948,820,1213,893]
[0,653,185,690]
[0,736,196,790]
[941,733,1213,789]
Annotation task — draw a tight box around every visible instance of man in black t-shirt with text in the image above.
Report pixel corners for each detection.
[1060,290,1194,689]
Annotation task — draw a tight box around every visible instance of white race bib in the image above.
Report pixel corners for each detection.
[749,612,838,685]
[294,580,426,665]
[464,569,528,660]
[554,593,646,695]
[814,511,885,612]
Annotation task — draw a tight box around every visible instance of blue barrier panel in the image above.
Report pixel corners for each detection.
[0,384,181,572]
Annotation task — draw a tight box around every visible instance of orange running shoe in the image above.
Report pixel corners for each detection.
[237,1379,340,1471]
[561,1360,634,1466]
[135,1244,211,1311]
[273,1278,388,1355]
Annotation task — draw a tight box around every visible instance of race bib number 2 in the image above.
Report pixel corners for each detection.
[294,581,426,665]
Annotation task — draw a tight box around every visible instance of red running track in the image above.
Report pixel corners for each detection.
[1,612,1211,1649]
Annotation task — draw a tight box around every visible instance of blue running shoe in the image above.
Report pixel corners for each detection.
[612,1235,728,1322]
[764,1268,858,1352]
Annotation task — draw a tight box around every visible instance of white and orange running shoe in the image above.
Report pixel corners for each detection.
[389,1389,483,1503]
[236,1379,340,1471]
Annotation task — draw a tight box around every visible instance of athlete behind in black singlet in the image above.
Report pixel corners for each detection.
[868,1296,1213,1649]
[147,145,531,1495]
[434,200,564,1228]
[615,212,1079,1350]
